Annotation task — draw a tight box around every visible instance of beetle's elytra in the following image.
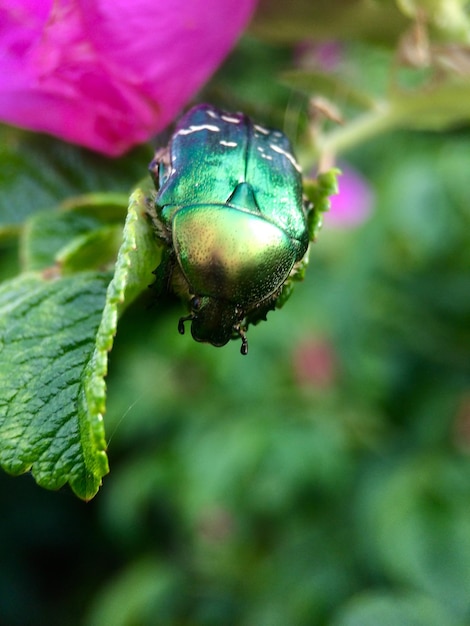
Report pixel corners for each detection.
[148,103,314,355]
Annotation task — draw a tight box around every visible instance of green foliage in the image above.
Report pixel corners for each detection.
[304,169,340,238]
[0,181,160,498]
[0,272,110,497]
[0,125,150,233]
[1,0,470,624]
[332,591,461,626]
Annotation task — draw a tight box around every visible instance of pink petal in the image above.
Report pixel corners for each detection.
[0,0,256,155]
[326,165,374,228]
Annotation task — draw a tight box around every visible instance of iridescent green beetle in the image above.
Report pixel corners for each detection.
[149,104,317,355]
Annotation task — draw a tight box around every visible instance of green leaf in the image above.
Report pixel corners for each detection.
[357,454,470,617]
[0,125,151,234]
[282,69,376,110]
[318,80,470,156]
[333,591,462,626]
[396,0,470,43]
[390,81,470,131]
[21,210,105,271]
[0,190,160,499]
[57,224,125,274]
[101,188,162,313]
[304,169,340,239]
[20,192,129,272]
[85,558,182,626]
[0,272,111,499]
[59,192,130,221]
[250,0,408,43]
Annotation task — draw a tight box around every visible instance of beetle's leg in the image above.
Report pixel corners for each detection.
[178,295,201,334]
[233,321,248,355]
[145,199,171,243]
[178,314,193,335]
[239,329,248,355]
[150,247,176,297]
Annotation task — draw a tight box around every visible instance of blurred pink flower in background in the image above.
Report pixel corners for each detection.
[0,0,256,155]
[295,40,343,72]
[326,165,374,228]
[292,338,337,390]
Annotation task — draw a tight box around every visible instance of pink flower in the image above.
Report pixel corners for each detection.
[326,165,373,228]
[0,0,256,155]
[292,338,337,389]
[295,40,343,72]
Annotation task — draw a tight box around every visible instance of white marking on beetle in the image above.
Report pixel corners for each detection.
[176,124,221,136]
[254,124,270,135]
[219,140,238,147]
[261,153,273,161]
[206,109,218,119]
[257,146,265,153]
[269,143,302,172]
[221,114,241,124]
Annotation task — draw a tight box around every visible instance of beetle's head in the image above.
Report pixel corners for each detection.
[178,296,248,355]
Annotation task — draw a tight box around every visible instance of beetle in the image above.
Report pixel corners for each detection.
[148,103,316,355]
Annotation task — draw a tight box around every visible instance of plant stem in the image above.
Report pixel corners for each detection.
[307,101,400,169]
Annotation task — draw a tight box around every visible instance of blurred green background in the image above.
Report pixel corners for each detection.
[1,4,470,625]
